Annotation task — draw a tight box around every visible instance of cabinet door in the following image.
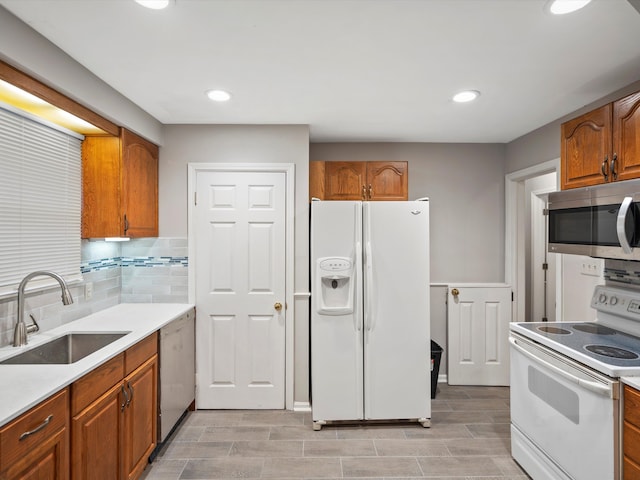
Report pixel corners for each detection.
[324,162,367,200]
[82,135,122,238]
[121,129,159,237]
[3,429,68,480]
[366,161,408,201]
[122,355,158,480]
[309,161,325,200]
[614,92,640,182]
[1,389,69,480]
[71,384,122,480]
[561,104,612,190]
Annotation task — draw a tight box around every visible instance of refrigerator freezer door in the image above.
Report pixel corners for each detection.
[311,201,364,421]
[363,201,430,420]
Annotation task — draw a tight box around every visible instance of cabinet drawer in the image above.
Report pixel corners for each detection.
[625,386,640,427]
[71,353,124,415]
[125,332,157,376]
[0,387,68,468]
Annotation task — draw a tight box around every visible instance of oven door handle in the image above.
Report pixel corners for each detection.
[509,337,613,398]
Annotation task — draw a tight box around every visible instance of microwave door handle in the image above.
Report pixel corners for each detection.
[617,196,634,254]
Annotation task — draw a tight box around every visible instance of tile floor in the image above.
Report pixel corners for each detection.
[140,384,529,479]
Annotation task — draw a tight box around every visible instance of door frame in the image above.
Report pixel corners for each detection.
[505,159,559,324]
[530,186,556,322]
[187,162,296,410]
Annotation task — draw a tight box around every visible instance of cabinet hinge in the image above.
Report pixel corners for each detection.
[511,291,514,302]
[542,208,549,216]
[542,263,548,270]
[194,192,197,206]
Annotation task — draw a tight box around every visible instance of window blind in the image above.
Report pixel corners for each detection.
[0,103,82,295]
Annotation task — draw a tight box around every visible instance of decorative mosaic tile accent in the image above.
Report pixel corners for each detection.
[121,256,189,268]
[81,256,188,273]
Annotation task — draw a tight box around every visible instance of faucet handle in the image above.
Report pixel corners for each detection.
[27,314,40,335]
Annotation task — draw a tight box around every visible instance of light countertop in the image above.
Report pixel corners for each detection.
[0,303,194,427]
[622,376,640,391]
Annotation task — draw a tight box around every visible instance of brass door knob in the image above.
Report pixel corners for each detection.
[274,302,283,312]
[451,288,460,297]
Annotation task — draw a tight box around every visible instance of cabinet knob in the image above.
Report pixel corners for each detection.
[274,302,283,312]
[451,288,460,297]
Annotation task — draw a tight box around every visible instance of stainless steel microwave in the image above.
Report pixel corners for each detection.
[548,179,640,260]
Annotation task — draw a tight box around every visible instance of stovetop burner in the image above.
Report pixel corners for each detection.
[585,344,639,359]
[573,324,617,335]
[537,325,572,335]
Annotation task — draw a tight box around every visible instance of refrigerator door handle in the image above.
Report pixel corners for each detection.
[365,241,374,331]
[355,242,362,332]
[364,201,375,332]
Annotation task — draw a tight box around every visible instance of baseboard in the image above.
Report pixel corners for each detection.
[293,401,312,412]
[438,373,448,383]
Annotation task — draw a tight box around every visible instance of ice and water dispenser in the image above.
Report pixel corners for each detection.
[315,257,355,315]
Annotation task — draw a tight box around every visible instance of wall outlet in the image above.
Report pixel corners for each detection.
[580,261,602,277]
[85,282,93,300]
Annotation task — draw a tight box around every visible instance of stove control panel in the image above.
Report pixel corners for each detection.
[592,285,640,318]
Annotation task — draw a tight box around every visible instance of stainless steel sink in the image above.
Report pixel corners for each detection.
[0,332,130,365]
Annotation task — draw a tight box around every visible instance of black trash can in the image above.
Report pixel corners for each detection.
[430,340,443,399]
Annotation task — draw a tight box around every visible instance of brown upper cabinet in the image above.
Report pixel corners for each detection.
[310,161,408,201]
[82,129,159,238]
[561,91,640,190]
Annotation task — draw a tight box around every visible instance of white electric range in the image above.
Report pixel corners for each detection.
[510,284,640,480]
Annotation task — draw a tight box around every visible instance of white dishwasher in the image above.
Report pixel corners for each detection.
[159,308,195,443]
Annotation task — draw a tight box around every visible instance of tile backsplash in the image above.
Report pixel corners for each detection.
[0,237,188,348]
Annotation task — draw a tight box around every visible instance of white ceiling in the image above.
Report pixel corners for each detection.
[2,0,640,143]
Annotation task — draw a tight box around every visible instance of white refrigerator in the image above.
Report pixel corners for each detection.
[310,200,430,429]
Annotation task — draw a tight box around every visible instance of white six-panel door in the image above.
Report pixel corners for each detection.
[447,285,511,386]
[194,170,286,409]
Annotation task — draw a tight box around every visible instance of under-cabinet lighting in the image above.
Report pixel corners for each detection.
[104,237,131,242]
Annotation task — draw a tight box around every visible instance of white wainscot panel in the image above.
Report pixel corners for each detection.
[485,302,499,363]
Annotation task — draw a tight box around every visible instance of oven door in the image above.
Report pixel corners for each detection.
[510,333,620,480]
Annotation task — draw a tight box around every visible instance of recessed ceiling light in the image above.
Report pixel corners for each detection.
[206,90,231,102]
[134,0,172,10]
[452,90,480,103]
[547,0,592,15]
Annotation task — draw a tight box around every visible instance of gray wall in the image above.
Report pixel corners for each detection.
[506,79,640,174]
[0,6,163,145]
[310,143,507,283]
[159,124,311,405]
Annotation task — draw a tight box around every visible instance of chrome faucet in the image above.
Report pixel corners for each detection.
[14,271,74,347]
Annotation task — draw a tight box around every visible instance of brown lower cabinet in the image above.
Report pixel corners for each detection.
[71,333,158,480]
[0,332,158,480]
[0,388,69,480]
[624,385,640,479]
